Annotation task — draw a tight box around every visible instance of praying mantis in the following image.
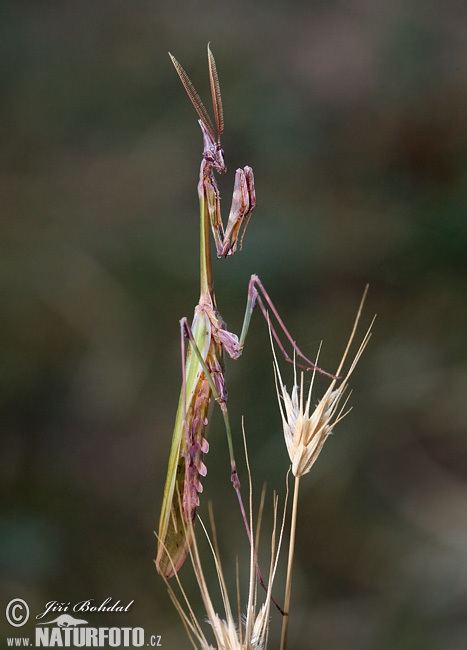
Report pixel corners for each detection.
[155,45,335,578]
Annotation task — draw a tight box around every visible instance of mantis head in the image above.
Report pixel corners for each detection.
[200,120,226,173]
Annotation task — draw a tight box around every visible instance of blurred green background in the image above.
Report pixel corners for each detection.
[2,1,466,648]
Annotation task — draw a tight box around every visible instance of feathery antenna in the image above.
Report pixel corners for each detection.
[207,44,224,140]
[169,52,216,140]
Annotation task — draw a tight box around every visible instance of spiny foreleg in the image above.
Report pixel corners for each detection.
[202,162,256,259]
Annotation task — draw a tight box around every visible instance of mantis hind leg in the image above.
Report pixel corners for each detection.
[180,316,285,615]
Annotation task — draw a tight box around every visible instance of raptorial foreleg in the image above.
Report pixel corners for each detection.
[203,164,256,259]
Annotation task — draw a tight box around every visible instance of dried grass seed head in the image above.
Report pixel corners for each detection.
[270,288,373,478]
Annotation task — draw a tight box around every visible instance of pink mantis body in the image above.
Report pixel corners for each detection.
[155,46,334,579]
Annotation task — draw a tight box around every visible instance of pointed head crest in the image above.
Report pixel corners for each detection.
[199,120,226,173]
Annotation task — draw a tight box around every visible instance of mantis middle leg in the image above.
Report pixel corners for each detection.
[218,275,338,380]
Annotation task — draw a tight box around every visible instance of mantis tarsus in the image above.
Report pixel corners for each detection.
[155,45,335,580]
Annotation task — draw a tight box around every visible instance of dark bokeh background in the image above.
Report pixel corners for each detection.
[2,1,466,648]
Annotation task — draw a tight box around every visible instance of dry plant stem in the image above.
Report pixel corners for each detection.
[232,474,286,616]
[280,475,300,650]
[274,286,372,650]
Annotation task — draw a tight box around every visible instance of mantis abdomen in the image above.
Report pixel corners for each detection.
[156,309,218,577]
